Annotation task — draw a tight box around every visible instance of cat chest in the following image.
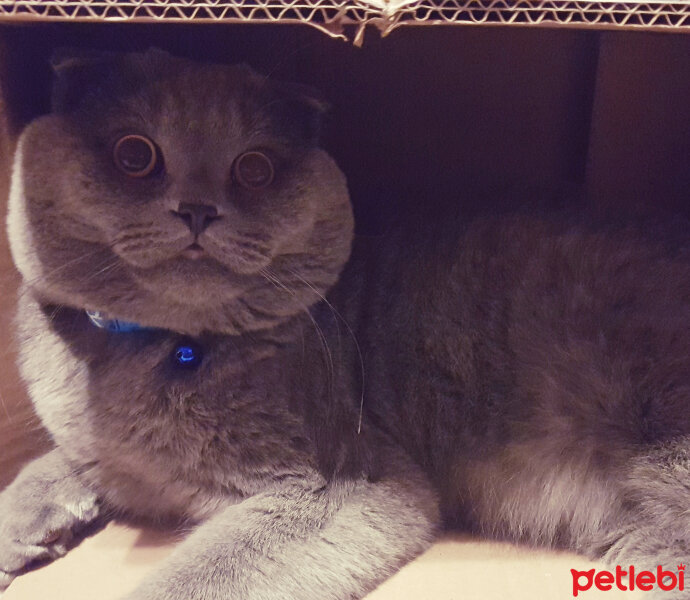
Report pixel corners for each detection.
[88,386,310,519]
[92,351,309,480]
[28,320,313,505]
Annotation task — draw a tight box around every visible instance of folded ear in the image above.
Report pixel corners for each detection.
[269,80,331,145]
[50,48,119,113]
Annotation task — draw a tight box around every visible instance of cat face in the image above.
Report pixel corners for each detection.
[7,49,353,335]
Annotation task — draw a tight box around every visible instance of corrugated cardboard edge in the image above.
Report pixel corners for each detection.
[0,1,688,45]
[378,0,690,39]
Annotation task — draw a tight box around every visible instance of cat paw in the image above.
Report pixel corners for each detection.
[0,486,99,591]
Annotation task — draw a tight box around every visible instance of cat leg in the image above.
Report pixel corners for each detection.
[603,438,690,557]
[571,437,690,600]
[457,435,689,598]
[0,448,101,591]
[123,456,439,600]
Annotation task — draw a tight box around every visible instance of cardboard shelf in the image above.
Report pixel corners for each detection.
[0,1,687,41]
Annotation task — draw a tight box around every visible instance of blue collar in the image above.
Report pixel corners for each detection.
[85,310,202,368]
[86,310,150,333]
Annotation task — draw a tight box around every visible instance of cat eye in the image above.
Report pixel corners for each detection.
[232,151,274,190]
[113,134,158,178]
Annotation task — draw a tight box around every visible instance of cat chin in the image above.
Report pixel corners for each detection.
[127,258,253,305]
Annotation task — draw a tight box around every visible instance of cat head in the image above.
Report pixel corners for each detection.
[7,48,353,335]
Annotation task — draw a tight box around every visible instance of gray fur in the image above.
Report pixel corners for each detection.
[1,49,689,599]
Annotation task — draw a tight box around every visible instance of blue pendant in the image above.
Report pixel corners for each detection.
[174,342,202,368]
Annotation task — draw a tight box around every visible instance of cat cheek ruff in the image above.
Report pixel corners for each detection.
[86,310,202,369]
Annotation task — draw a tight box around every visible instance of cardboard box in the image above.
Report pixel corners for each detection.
[0,3,688,598]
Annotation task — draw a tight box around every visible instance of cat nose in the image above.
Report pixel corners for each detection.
[174,203,219,236]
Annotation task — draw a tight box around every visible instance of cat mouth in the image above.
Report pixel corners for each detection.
[181,242,206,260]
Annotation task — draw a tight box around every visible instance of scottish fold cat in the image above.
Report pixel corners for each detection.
[0,48,688,599]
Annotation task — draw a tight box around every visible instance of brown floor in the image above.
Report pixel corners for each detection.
[0,520,639,600]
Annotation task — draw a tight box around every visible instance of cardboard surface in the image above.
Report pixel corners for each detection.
[586,32,690,216]
[1,522,643,600]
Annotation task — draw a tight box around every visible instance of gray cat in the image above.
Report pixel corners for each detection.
[1,48,688,599]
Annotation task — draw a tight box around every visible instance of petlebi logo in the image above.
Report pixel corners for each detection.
[571,564,685,596]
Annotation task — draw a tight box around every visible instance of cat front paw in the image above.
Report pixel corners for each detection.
[0,491,99,590]
[0,458,100,591]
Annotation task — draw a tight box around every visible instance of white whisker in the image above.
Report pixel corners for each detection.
[259,267,335,400]
[286,268,366,435]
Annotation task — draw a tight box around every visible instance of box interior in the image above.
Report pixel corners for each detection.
[0,21,688,486]
[0,16,688,600]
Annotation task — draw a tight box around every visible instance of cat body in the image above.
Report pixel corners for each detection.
[1,49,688,599]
